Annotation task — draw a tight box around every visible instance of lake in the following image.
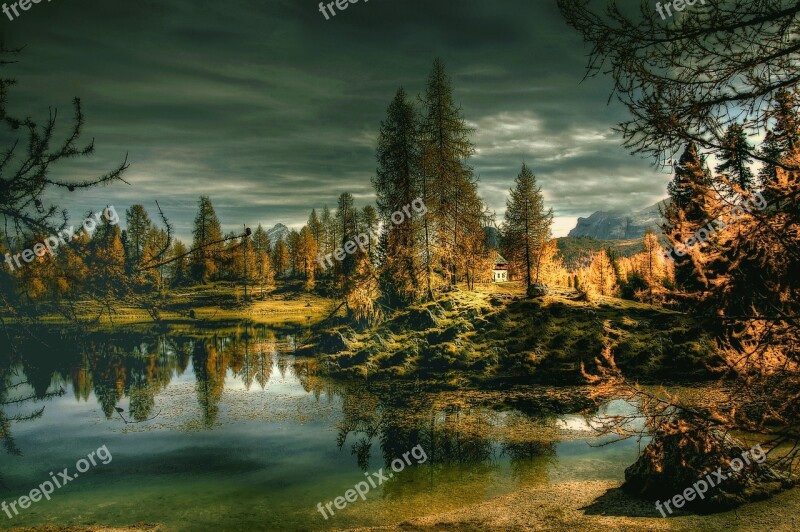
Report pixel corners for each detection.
[0,325,642,531]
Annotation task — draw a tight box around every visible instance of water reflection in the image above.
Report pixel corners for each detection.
[0,325,639,530]
[1,325,592,471]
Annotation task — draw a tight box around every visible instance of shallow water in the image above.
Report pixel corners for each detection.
[0,326,642,531]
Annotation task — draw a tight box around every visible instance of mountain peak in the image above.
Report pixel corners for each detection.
[266,223,289,247]
[567,199,668,240]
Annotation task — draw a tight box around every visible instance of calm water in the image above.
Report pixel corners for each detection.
[0,325,641,531]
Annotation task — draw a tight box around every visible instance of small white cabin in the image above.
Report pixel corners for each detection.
[492,252,508,282]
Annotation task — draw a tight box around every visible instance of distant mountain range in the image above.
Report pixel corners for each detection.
[567,200,669,240]
[267,200,666,252]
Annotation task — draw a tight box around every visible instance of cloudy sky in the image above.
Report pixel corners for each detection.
[2,0,672,240]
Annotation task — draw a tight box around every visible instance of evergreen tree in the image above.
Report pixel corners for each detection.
[663,142,715,290]
[252,224,271,254]
[219,231,239,280]
[169,240,190,287]
[770,88,800,154]
[373,87,423,303]
[758,130,782,189]
[272,236,289,279]
[237,229,257,297]
[307,210,323,248]
[190,196,223,283]
[286,229,302,277]
[321,205,337,274]
[336,192,358,280]
[759,89,800,194]
[359,205,380,264]
[716,123,755,192]
[252,225,272,294]
[125,205,153,271]
[139,227,167,290]
[88,217,127,296]
[419,58,481,288]
[502,163,553,289]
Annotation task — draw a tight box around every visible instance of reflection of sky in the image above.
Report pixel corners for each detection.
[0,350,643,530]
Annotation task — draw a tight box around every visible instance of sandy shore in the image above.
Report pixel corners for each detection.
[9,482,800,532]
[348,480,800,531]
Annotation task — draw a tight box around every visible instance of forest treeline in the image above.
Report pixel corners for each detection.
[0,59,687,323]
[4,61,797,330]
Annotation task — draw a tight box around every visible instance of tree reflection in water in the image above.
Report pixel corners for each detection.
[1,324,591,493]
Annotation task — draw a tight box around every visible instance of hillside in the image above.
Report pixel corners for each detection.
[555,236,645,271]
[302,284,715,385]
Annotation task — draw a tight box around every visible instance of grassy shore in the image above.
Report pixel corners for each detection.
[17,281,336,328]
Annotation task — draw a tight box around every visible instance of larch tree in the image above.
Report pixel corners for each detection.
[419,58,481,288]
[298,226,318,291]
[251,224,272,294]
[759,131,783,190]
[559,0,800,169]
[271,236,289,279]
[641,231,667,295]
[139,227,167,290]
[502,163,553,289]
[561,0,800,468]
[537,240,569,288]
[88,216,127,297]
[761,89,800,197]
[587,249,617,297]
[0,48,128,328]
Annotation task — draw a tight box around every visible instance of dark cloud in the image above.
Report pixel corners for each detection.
[2,0,670,240]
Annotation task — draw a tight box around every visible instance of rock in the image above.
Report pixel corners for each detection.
[318,331,351,354]
[427,321,472,345]
[623,426,793,510]
[527,283,549,298]
[371,332,390,348]
[406,308,439,331]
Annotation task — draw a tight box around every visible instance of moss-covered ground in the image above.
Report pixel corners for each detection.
[309,283,716,385]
